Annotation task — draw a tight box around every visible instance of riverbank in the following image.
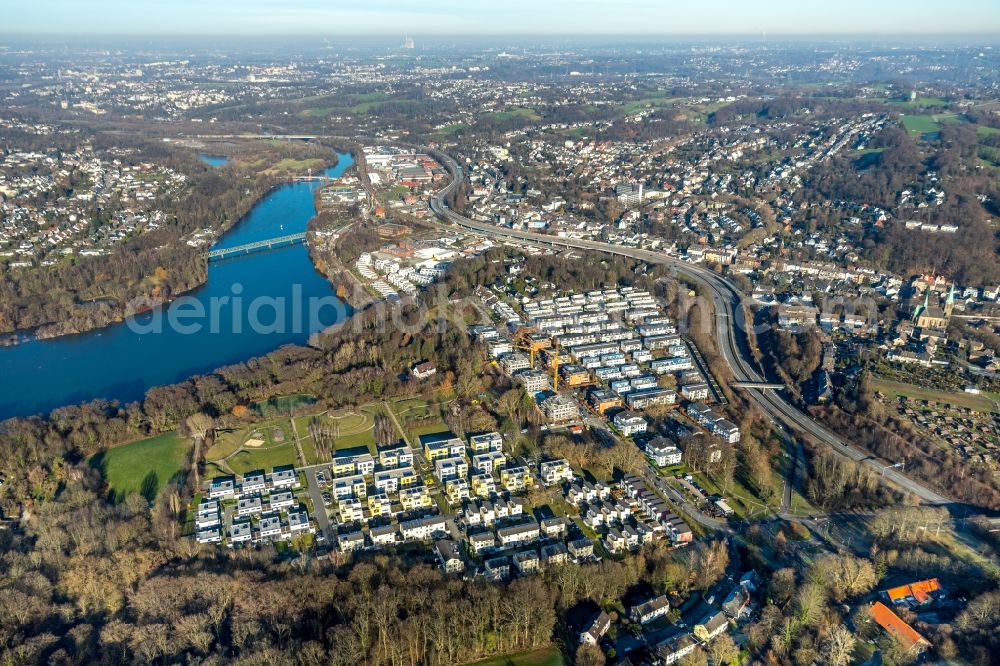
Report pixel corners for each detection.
[0,153,354,420]
[0,156,344,346]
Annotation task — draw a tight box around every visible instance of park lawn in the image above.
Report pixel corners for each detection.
[333,429,377,452]
[227,441,299,476]
[978,125,1000,136]
[465,646,565,666]
[203,462,230,480]
[300,435,322,465]
[484,107,540,122]
[408,422,452,444]
[265,158,327,174]
[900,114,940,135]
[617,96,682,117]
[436,123,468,135]
[92,432,191,503]
[871,377,997,413]
[204,430,244,461]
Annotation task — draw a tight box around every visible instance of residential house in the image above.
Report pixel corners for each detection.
[332,474,367,500]
[580,611,611,646]
[513,549,541,575]
[399,515,449,541]
[614,411,648,436]
[435,539,465,574]
[399,485,433,511]
[370,524,399,547]
[434,457,469,483]
[646,438,683,467]
[539,459,573,486]
[496,518,540,547]
[631,595,670,625]
[869,602,931,653]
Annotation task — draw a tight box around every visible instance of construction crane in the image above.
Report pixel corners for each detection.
[512,326,551,369]
[552,339,560,391]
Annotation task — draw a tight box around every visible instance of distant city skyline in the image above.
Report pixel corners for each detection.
[5,0,1000,36]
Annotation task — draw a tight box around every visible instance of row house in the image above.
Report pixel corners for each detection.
[565,480,611,506]
[625,388,677,410]
[228,520,254,545]
[267,491,296,512]
[540,516,569,539]
[338,531,365,552]
[399,515,449,542]
[236,497,263,517]
[497,518,541,548]
[240,471,267,496]
[370,524,399,547]
[195,500,221,530]
[687,402,741,443]
[680,382,710,401]
[651,355,694,374]
[207,476,236,500]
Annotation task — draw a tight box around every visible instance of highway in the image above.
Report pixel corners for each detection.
[425,147,956,510]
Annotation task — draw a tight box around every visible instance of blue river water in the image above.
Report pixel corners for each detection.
[0,153,353,419]
[199,155,230,168]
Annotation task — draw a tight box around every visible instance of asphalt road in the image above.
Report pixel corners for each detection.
[304,466,333,538]
[425,147,958,512]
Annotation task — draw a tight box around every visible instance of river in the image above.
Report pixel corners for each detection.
[0,152,354,419]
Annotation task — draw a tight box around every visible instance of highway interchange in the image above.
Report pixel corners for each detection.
[424,147,961,513]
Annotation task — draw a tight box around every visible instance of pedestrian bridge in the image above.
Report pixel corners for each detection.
[205,232,307,260]
[731,381,786,390]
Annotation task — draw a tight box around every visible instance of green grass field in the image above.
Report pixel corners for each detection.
[464,647,564,666]
[265,158,327,174]
[484,107,540,122]
[617,96,682,117]
[900,113,964,137]
[226,441,299,476]
[872,377,997,413]
[900,114,940,135]
[91,432,191,503]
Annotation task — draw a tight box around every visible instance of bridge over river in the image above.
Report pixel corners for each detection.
[205,232,306,260]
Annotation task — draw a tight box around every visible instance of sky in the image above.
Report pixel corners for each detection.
[4,0,1000,36]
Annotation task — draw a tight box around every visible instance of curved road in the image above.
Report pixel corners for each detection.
[425,147,955,509]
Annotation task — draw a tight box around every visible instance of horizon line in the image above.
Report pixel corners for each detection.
[2,31,1000,38]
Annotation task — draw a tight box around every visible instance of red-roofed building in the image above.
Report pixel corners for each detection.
[870,602,930,653]
[881,578,945,609]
